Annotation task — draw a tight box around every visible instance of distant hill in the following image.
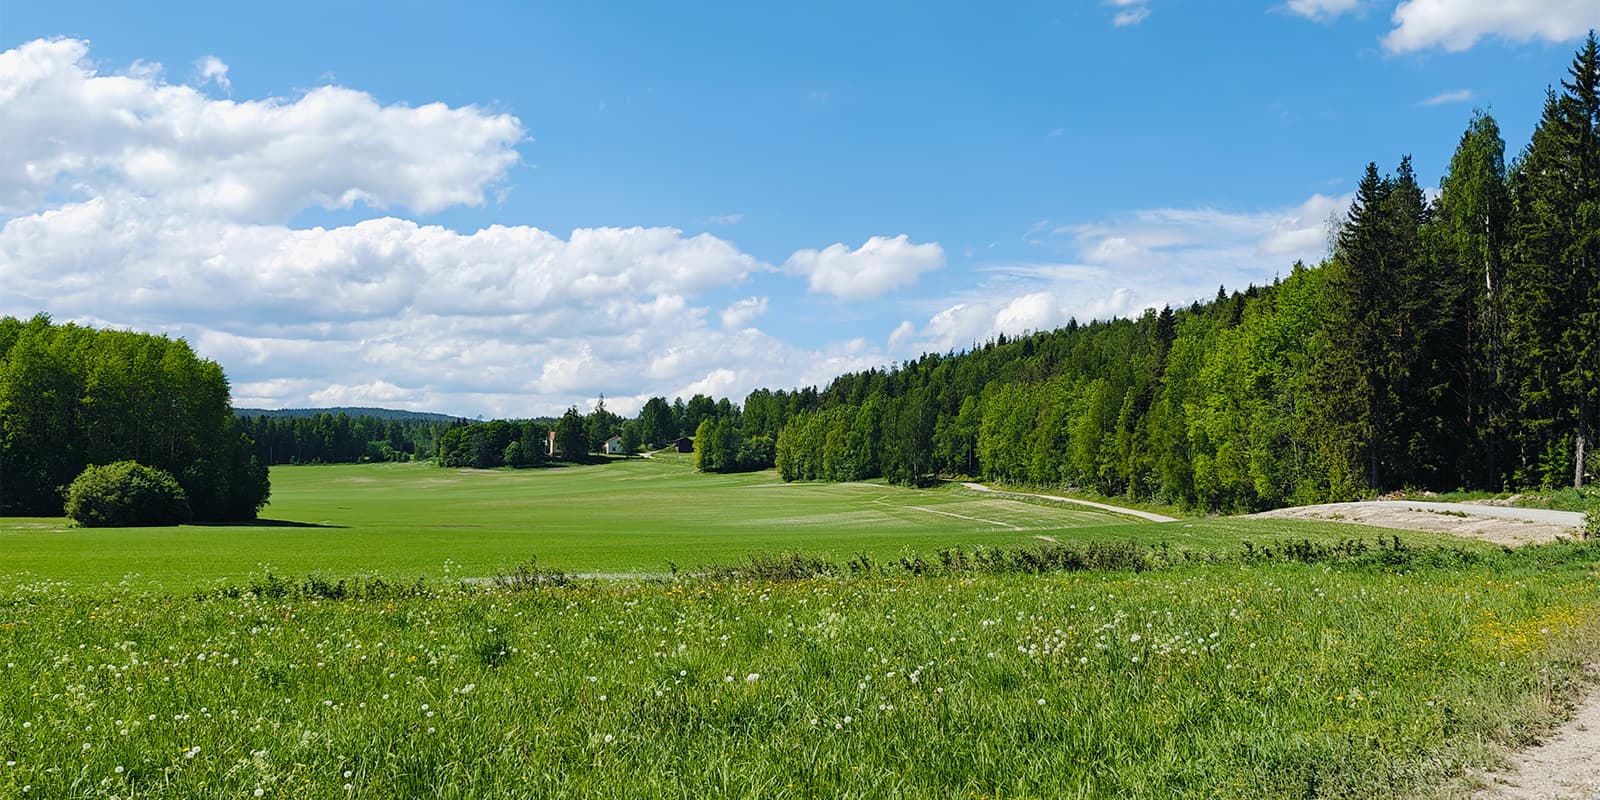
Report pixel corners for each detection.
[234,407,465,423]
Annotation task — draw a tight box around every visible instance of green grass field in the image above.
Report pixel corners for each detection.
[0,456,1472,588]
[3,544,1599,798]
[3,457,1599,797]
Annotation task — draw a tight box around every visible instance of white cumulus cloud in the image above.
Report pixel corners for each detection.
[889,192,1346,357]
[1281,0,1363,22]
[0,38,525,220]
[784,234,945,300]
[720,297,769,329]
[1106,0,1153,26]
[196,55,231,93]
[1420,88,1475,105]
[1384,0,1600,52]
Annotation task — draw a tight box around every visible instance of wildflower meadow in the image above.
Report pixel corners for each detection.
[3,538,1598,799]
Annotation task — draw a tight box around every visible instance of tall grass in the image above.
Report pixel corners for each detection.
[2,542,1599,798]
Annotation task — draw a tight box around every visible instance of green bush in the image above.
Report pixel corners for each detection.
[64,461,191,527]
[1586,501,1600,540]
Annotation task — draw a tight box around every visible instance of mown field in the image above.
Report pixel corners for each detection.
[0,455,1471,588]
[4,457,1599,798]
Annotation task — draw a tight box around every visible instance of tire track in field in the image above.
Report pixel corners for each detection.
[961,483,1177,522]
[872,496,1025,530]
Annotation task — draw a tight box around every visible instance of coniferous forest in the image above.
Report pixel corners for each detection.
[748,36,1599,509]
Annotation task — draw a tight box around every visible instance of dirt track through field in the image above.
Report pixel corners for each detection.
[960,483,1178,522]
[1470,666,1600,800]
[1250,501,1584,546]
[870,496,1025,530]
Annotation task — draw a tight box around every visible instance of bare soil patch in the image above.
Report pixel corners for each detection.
[1250,501,1583,546]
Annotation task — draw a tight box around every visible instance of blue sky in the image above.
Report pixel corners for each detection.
[2,1,1595,416]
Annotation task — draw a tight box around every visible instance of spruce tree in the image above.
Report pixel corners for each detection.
[1432,111,1510,486]
[1507,32,1600,487]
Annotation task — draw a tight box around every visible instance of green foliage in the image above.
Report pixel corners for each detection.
[555,407,588,461]
[679,393,717,439]
[0,314,269,520]
[693,410,772,473]
[492,556,570,591]
[237,411,457,465]
[438,419,548,469]
[620,421,641,454]
[585,396,622,452]
[636,396,675,448]
[64,460,191,527]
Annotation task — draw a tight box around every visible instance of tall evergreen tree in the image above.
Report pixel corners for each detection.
[555,407,588,460]
[1507,32,1600,487]
[1432,111,1510,486]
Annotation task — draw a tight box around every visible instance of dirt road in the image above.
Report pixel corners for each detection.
[1469,666,1600,800]
[1251,501,1585,546]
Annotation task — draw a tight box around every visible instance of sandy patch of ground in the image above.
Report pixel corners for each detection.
[1250,501,1584,546]
[1469,666,1600,800]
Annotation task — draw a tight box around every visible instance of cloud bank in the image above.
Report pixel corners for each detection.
[0,38,937,416]
[0,37,1362,417]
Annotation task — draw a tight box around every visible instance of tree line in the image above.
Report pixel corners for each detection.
[237,413,457,465]
[759,36,1598,508]
[0,314,270,519]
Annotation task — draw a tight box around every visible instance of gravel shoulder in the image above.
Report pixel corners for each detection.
[1467,666,1600,800]
[1249,501,1584,546]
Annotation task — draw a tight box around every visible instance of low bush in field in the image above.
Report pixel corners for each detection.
[490,556,570,590]
[63,460,190,527]
[4,541,1600,798]
[694,535,1504,582]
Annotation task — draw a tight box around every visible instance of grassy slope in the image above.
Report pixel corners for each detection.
[0,458,1475,588]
